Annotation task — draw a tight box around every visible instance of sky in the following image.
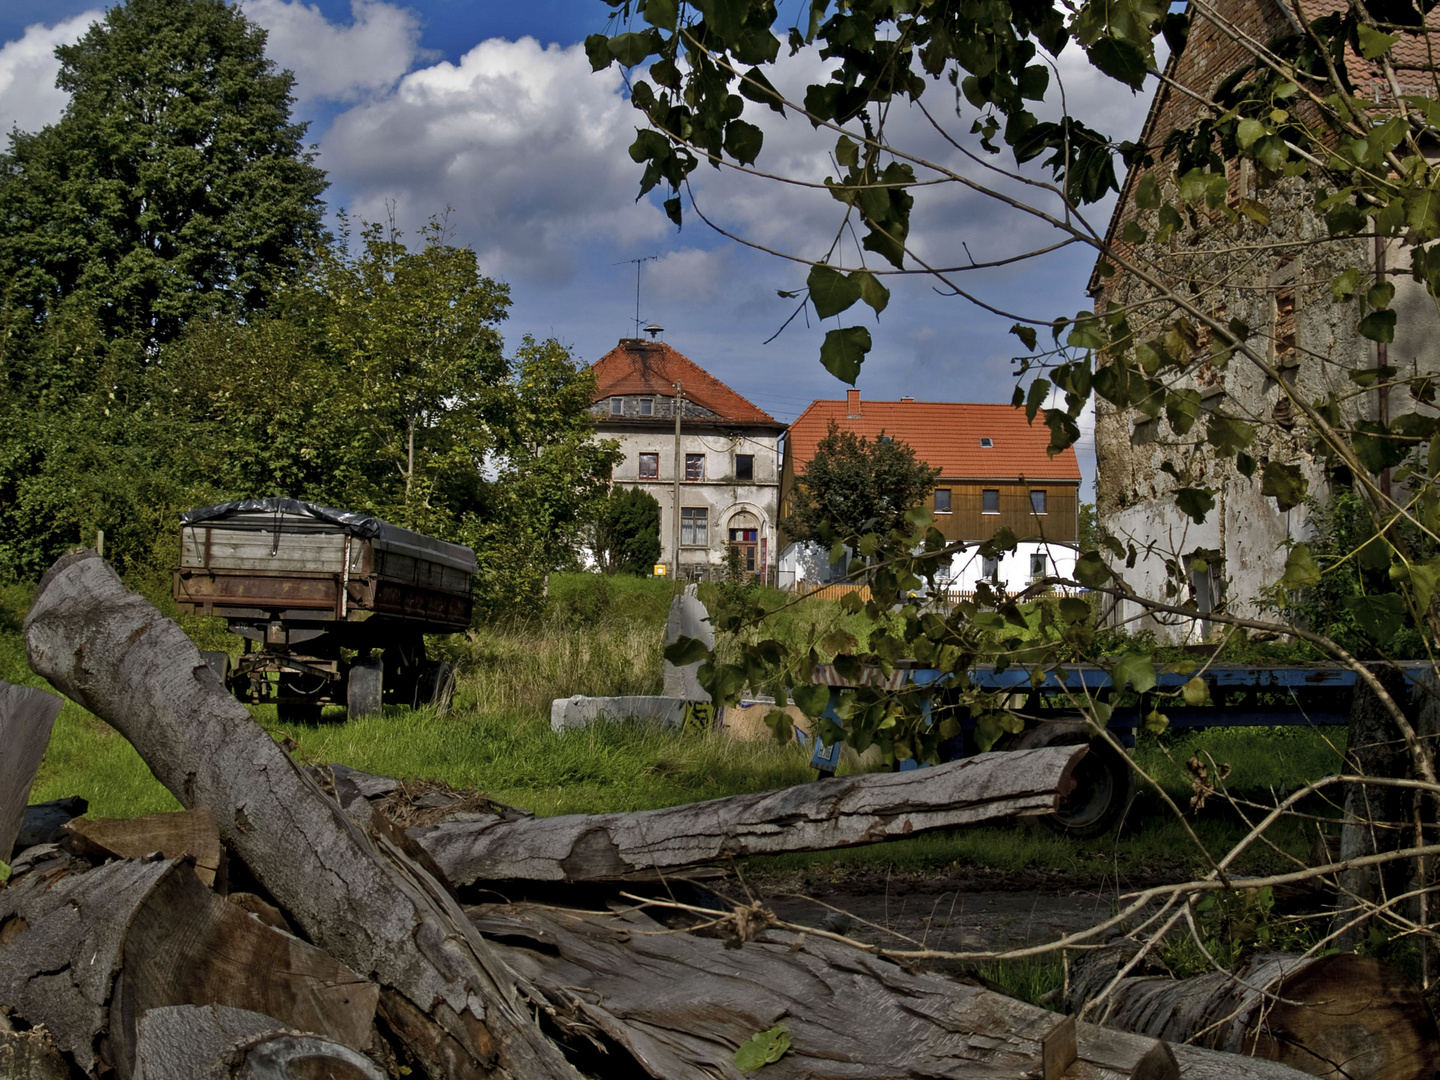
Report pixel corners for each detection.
[0,0,1159,492]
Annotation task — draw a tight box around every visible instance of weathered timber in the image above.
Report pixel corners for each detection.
[415,744,1086,885]
[470,902,1312,1080]
[110,862,378,1080]
[0,857,178,1075]
[134,1004,385,1080]
[1069,945,1440,1080]
[66,808,223,887]
[0,680,64,861]
[15,798,87,851]
[24,552,582,1080]
[0,1024,72,1080]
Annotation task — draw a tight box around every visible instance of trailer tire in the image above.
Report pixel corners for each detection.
[347,658,384,719]
[1016,718,1134,837]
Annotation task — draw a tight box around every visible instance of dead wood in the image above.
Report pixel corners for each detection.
[413,745,1086,885]
[469,901,1310,1080]
[133,1004,385,1080]
[0,857,178,1075]
[15,799,87,852]
[24,552,582,1080]
[109,861,378,1080]
[1068,944,1440,1080]
[65,808,223,887]
[0,1024,74,1080]
[0,680,64,861]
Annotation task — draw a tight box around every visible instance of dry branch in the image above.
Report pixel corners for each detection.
[23,552,581,1080]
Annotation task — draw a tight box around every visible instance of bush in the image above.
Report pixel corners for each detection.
[593,487,662,575]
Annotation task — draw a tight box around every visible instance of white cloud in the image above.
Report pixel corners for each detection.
[319,36,669,284]
[241,0,427,104]
[0,12,97,135]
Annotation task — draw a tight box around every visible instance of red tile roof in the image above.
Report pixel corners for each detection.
[786,394,1081,481]
[591,339,783,427]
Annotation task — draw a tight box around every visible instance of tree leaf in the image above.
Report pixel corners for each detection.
[819,326,872,384]
[1010,323,1038,351]
[852,270,890,314]
[1357,24,1401,59]
[1175,487,1216,524]
[1087,37,1149,90]
[735,1024,791,1072]
[1073,551,1111,588]
[642,0,679,31]
[808,264,863,319]
[792,683,831,717]
[1260,460,1308,511]
[1343,593,1408,643]
[607,31,657,67]
[1112,651,1156,693]
[1236,118,1266,150]
[724,119,765,166]
[1135,172,1161,210]
[1281,543,1322,588]
[664,635,711,666]
[1358,309,1397,343]
[1181,676,1209,706]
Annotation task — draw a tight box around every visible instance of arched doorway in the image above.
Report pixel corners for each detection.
[726,510,761,576]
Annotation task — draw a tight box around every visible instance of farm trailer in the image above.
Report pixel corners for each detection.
[172,498,475,721]
[806,660,1434,836]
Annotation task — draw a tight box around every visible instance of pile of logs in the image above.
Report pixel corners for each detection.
[0,552,1429,1079]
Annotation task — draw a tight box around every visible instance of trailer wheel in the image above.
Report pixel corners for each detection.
[347,658,384,719]
[1016,718,1134,837]
[415,661,456,714]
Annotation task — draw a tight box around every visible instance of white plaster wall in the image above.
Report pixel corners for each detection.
[945,542,1078,595]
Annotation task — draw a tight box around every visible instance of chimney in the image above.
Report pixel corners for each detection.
[847,388,861,417]
[900,396,914,402]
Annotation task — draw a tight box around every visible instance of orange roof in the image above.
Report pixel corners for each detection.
[786,393,1081,481]
[591,339,782,427]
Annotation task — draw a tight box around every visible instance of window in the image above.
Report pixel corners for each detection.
[979,437,993,448]
[981,555,999,582]
[610,398,623,415]
[639,397,654,416]
[638,452,658,479]
[735,454,754,481]
[681,507,708,546]
[685,453,705,481]
[728,528,758,572]
[1030,553,1047,578]
[982,489,999,514]
[1030,490,1047,514]
[933,488,952,514]
[879,435,893,444]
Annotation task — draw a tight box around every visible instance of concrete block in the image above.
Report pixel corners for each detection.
[550,695,689,733]
[663,584,713,700]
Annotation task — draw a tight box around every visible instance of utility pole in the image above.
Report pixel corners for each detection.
[672,380,683,578]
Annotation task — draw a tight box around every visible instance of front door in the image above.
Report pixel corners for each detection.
[728,528,757,575]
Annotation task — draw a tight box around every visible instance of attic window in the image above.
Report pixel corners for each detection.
[880,435,893,444]
[639,398,654,416]
[979,437,994,448]
[610,398,623,415]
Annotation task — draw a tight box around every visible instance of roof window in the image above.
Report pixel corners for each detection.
[979,437,994,448]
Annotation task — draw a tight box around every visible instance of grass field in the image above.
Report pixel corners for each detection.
[5,573,1348,880]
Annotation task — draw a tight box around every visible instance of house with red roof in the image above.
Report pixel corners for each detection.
[779,389,1082,591]
[591,337,786,579]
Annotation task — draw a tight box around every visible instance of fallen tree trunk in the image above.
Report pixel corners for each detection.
[134,1004,386,1080]
[470,901,1315,1080]
[66,806,224,888]
[1068,944,1440,1079]
[400,746,1085,884]
[24,552,581,1080]
[0,680,63,861]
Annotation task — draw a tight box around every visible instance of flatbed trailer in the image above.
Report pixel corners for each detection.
[172,498,476,721]
[807,661,1434,836]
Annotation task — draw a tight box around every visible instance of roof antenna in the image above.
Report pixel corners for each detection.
[616,255,659,338]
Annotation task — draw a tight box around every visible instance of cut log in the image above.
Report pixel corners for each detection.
[0,680,64,861]
[110,861,379,1079]
[1068,945,1440,1080]
[0,1025,72,1080]
[15,798,88,852]
[0,857,178,1075]
[66,807,223,887]
[24,552,582,1080]
[134,1004,385,1080]
[469,901,1310,1080]
[414,744,1087,885]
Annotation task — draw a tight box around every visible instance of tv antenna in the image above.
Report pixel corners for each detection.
[617,254,659,337]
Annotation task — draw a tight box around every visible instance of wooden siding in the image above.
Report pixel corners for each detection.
[927,482,1078,543]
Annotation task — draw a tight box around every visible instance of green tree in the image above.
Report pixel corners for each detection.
[782,421,940,543]
[593,486,662,575]
[0,0,326,358]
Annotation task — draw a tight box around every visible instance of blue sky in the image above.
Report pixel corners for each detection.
[0,1,1157,488]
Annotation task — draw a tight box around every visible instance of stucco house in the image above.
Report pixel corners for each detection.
[590,337,785,580]
[1089,0,1440,641]
[778,390,1082,591]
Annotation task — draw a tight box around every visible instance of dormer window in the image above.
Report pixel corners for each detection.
[639,398,654,416]
[610,398,623,415]
[979,437,993,448]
